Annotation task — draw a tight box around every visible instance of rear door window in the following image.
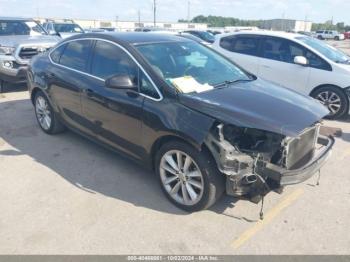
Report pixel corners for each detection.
[220,35,260,56]
[60,40,92,72]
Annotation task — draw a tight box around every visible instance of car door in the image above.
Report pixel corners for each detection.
[81,40,145,159]
[257,36,311,94]
[47,39,94,132]
[217,34,260,74]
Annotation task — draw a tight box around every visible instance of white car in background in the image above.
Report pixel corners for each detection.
[315,30,345,40]
[213,31,350,119]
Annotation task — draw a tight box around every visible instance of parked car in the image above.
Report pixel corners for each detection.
[42,20,85,39]
[315,30,345,40]
[99,27,117,32]
[150,31,212,47]
[134,27,164,32]
[0,17,60,93]
[184,30,216,44]
[344,31,350,39]
[27,33,334,212]
[213,31,350,119]
[84,28,107,33]
[207,30,222,35]
[297,31,313,37]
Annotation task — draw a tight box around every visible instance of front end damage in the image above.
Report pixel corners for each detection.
[205,123,334,203]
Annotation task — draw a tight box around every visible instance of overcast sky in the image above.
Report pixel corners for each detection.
[0,0,349,24]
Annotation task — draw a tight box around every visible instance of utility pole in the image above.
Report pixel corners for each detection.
[115,16,119,30]
[187,1,191,22]
[153,0,156,27]
[138,10,141,26]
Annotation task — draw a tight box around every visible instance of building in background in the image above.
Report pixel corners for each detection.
[261,19,313,32]
[35,18,208,32]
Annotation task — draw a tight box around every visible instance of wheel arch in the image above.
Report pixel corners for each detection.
[309,84,346,97]
[30,87,42,105]
[150,134,217,171]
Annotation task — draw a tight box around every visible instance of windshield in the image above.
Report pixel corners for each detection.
[136,41,250,93]
[54,23,84,33]
[297,36,350,64]
[0,20,46,36]
[197,31,215,43]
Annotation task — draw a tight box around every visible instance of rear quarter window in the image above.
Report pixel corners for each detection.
[220,35,259,56]
[50,44,67,63]
[59,40,92,72]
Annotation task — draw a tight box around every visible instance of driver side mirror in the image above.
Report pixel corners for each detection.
[105,74,138,90]
[294,56,308,66]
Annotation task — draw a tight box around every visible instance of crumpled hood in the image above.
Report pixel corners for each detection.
[178,79,329,137]
[0,35,60,48]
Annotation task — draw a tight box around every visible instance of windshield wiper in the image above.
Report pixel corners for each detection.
[213,78,253,88]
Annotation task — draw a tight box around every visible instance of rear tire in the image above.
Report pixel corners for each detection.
[155,141,225,212]
[34,91,66,134]
[335,36,340,41]
[311,86,349,119]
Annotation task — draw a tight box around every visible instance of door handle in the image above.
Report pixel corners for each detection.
[262,64,271,69]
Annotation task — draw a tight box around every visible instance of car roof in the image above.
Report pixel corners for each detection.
[71,32,192,45]
[216,30,304,41]
[0,17,34,21]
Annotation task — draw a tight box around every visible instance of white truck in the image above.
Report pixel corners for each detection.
[0,17,60,92]
[315,30,345,40]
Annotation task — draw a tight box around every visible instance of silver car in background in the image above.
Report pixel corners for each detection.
[0,17,60,92]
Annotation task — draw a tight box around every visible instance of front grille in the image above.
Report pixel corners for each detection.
[19,46,47,60]
[285,126,319,170]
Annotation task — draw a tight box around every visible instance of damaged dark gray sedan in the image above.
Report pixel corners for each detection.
[27,33,334,213]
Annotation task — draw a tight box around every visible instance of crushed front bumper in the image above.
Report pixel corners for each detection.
[258,136,335,186]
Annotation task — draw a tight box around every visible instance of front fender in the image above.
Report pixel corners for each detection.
[142,98,216,154]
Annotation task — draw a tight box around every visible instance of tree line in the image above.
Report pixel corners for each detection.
[179,15,350,32]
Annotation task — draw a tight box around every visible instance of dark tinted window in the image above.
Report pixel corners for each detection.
[60,40,92,72]
[220,36,235,51]
[0,20,46,35]
[220,35,259,56]
[305,51,332,71]
[91,40,137,79]
[50,44,66,63]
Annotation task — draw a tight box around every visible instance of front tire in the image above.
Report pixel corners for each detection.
[155,141,225,212]
[311,86,349,119]
[34,91,66,134]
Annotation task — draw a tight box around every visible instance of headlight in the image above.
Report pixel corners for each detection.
[0,46,15,55]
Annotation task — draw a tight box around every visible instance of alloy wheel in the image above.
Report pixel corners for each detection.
[35,96,52,130]
[316,91,342,115]
[159,150,204,206]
